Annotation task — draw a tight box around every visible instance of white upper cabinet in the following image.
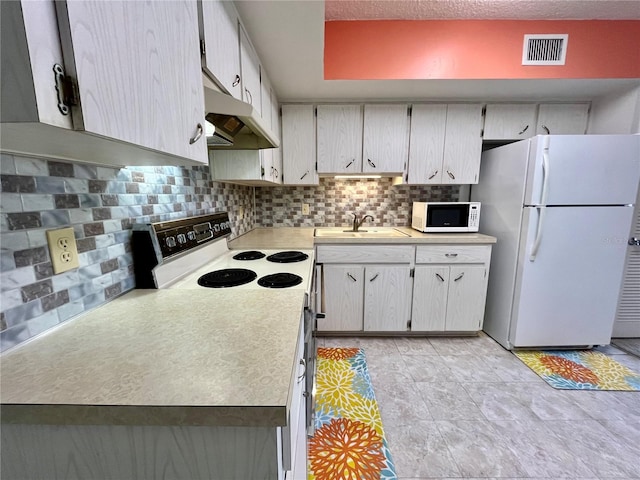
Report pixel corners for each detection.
[316,105,363,174]
[408,104,483,184]
[55,1,207,163]
[536,103,590,134]
[407,104,447,184]
[363,104,409,174]
[483,104,537,140]
[2,0,208,166]
[199,0,242,99]
[239,24,261,115]
[281,104,318,185]
[270,91,283,184]
[442,104,484,184]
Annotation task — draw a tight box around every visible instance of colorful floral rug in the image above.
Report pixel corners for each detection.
[514,350,640,390]
[308,347,397,480]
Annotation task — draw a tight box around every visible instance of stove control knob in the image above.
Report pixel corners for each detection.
[213,224,220,232]
[166,236,177,248]
[187,231,196,241]
[177,233,187,244]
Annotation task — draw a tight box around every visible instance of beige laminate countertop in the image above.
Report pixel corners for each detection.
[0,289,306,427]
[228,226,496,248]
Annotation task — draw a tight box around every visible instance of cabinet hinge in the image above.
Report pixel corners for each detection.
[480,128,484,137]
[261,166,265,178]
[407,319,412,330]
[200,39,206,56]
[314,107,317,117]
[315,161,318,170]
[53,64,79,115]
[410,268,415,278]
[482,106,486,116]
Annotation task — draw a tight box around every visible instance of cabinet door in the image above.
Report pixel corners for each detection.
[316,105,363,173]
[210,150,263,181]
[271,97,283,184]
[536,103,589,134]
[442,104,483,184]
[55,1,207,163]
[445,265,487,331]
[364,266,412,332]
[281,105,318,185]
[320,265,364,331]
[483,104,537,140]
[200,0,242,99]
[407,104,447,184]
[363,104,409,173]
[411,266,449,331]
[239,24,261,114]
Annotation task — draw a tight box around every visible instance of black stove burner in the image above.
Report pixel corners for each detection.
[197,268,257,288]
[266,251,309,263]
[232,250,266,261]
[258,273,303,289]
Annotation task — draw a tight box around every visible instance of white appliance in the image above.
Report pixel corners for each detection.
[412,202,481,233]
[471,135,640,349]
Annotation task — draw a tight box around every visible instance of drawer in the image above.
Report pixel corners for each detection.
[316,245,414,263]
[416,245,491,264]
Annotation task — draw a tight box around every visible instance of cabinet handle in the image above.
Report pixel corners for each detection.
[232,75,241,87]
[445,253,458,258]
[369,273,379,282]
[297,358,306,382]
[53,64,70,116]
[541,125,550,134]
[245,88,253,105]
[271,166,274,175]
[447,170,455,180]
[300,170,309,180]
[435,273,445,282]
[274,168,279,179]
[345,160,354,168]
[189,123,203,144]
[428,170,439,180]
[367,159,377,168]
[518,124,529,135]
[347,273,357,282]
[454,272,465,282]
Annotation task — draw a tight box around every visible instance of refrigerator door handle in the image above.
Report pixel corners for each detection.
[530,146,551,262]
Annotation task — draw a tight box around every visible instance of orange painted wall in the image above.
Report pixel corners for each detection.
[324,20,640,80]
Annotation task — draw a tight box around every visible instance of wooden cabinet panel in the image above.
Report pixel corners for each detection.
[407,104,447,184]
[411,266,449,331]
[364,266,412,331]
[281,105,318,185]
[442,104,483,184]
[483,104,537,140]
[445,265,487,331]
[200,0,242,100]
[363,104,409,173]
[320,265,364,331]
[316,105,363,173]
[239,24,261,114]
[536,103,590,134]
[55,1,207,163]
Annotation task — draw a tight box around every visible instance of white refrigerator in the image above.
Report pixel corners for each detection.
[471,135,640,349]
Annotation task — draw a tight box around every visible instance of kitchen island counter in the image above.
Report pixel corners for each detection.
[0,288,306,427]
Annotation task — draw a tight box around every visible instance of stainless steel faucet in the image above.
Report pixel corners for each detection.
[352,213,374,232]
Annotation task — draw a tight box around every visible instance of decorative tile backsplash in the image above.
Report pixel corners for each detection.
[0,154,254,351]
[255,178,459,227]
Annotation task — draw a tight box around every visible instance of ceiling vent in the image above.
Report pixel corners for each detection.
[522,34,568,65]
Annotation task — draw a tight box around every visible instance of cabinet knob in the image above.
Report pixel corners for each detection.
[445,253,458,258]
[189,123,203,145]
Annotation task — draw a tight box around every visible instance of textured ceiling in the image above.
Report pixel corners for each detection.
[325,0,640,20]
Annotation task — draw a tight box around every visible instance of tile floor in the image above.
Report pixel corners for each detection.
[317,333,640,480]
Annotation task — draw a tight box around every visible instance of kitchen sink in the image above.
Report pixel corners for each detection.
[314,227,410,238]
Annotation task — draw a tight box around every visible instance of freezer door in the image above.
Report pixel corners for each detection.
[525,135,640,206]
[510,205,633,348]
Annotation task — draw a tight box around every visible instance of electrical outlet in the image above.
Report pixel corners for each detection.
[302,203,310,215]
[46,227,80,274]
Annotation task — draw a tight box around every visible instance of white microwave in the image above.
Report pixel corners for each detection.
[412,202,481,233]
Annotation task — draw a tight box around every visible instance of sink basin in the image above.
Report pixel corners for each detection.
[314,228,410,238]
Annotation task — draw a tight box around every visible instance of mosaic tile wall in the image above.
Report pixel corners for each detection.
[255,178,460,227]
[0,154,254,351]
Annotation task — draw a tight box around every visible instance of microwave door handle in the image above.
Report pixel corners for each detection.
[530,147,550,262]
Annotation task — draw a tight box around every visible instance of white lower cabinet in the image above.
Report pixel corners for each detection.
[411,245,492,333]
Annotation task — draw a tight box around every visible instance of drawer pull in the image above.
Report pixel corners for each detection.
[369,273,379,282]
[347,273,357,282]
[454,272,465,282]
[445,253,458,258]
[435,273,445,282]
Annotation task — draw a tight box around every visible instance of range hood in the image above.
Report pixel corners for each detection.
[203,87,279,150]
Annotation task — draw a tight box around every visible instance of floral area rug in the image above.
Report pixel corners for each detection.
[308,347,397,480]
[514,350,640,390]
